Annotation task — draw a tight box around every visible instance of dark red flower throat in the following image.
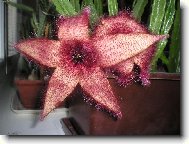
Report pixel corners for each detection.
[72,47,85,64]
[61,41,97,68]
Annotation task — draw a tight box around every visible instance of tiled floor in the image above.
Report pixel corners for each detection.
[0,55,67,135]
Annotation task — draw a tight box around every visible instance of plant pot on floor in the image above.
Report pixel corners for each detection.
[62,73,180,135]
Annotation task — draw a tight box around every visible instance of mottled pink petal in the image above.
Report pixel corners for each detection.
[80,67,122,119]
[93,12,147,37]
[41,67,79,119]
[15,39,60,68]
[93,11,155,86]
[93,11,156,86]
[133,46,155,86]
[111,46,155,86]
[110,58,135,86]
[57,7,90,41]
[94,34,168,67]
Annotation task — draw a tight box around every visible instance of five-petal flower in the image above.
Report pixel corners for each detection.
[94,12,164,86]
[15,8,168,120]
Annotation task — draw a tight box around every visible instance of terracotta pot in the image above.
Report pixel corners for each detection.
[15,80,44,109]
[62,73,180,135]
[15,79,66,109]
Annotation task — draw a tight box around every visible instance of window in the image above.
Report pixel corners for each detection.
[0,0,18,62]
[0,1,4,61]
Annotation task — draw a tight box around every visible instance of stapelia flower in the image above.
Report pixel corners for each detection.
[94,12,163,86]
[15,8,168,120]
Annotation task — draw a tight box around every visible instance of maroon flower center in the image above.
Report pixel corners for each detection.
[61,41,98,68]
[71,47,85,64]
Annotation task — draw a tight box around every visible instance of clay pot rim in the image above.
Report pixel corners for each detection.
[149,72,180,80]
[14,72,180,85]
[107,72,180,81]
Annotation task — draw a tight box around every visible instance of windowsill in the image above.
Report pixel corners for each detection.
[0,55,67,135]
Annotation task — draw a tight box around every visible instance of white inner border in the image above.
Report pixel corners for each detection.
[0,0,188,143]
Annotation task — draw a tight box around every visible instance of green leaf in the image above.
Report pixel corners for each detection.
[132,0,137,8]
[176,51,180,73]
[37,11,47,37]
[152,39,168,68]
[5,1,34,13]
[132,0,148,21]
[108,0,118,16]
[94,0,103,16]
[60,0,77,16]
[160,0,176,34]
[51,0,68,15]
[30,14,38,34]
[51,0,77,16]
[150,0,176,71]
[82,0,98,28]
[17,55,30,74]
[149,0,166,34]
[39,0,48,12]
[160,53,169,65]
[168,1,180,72]
[70,0,80,12]
[81,0,85,9]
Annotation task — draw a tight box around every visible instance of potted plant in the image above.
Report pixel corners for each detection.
[6,0,57,109]
[12,0,180,135]
[56,0,180,135]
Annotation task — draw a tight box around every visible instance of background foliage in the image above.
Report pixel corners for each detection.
[5,0,180,77]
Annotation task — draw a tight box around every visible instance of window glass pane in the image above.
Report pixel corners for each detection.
[0,1,4,60]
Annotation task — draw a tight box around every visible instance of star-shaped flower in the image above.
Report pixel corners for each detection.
[15,8,168,120]
[94,11,162,86]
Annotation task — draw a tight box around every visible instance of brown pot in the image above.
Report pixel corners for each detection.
[15,80,44,109]
[15,79,66,109]
[62,73,180,135]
